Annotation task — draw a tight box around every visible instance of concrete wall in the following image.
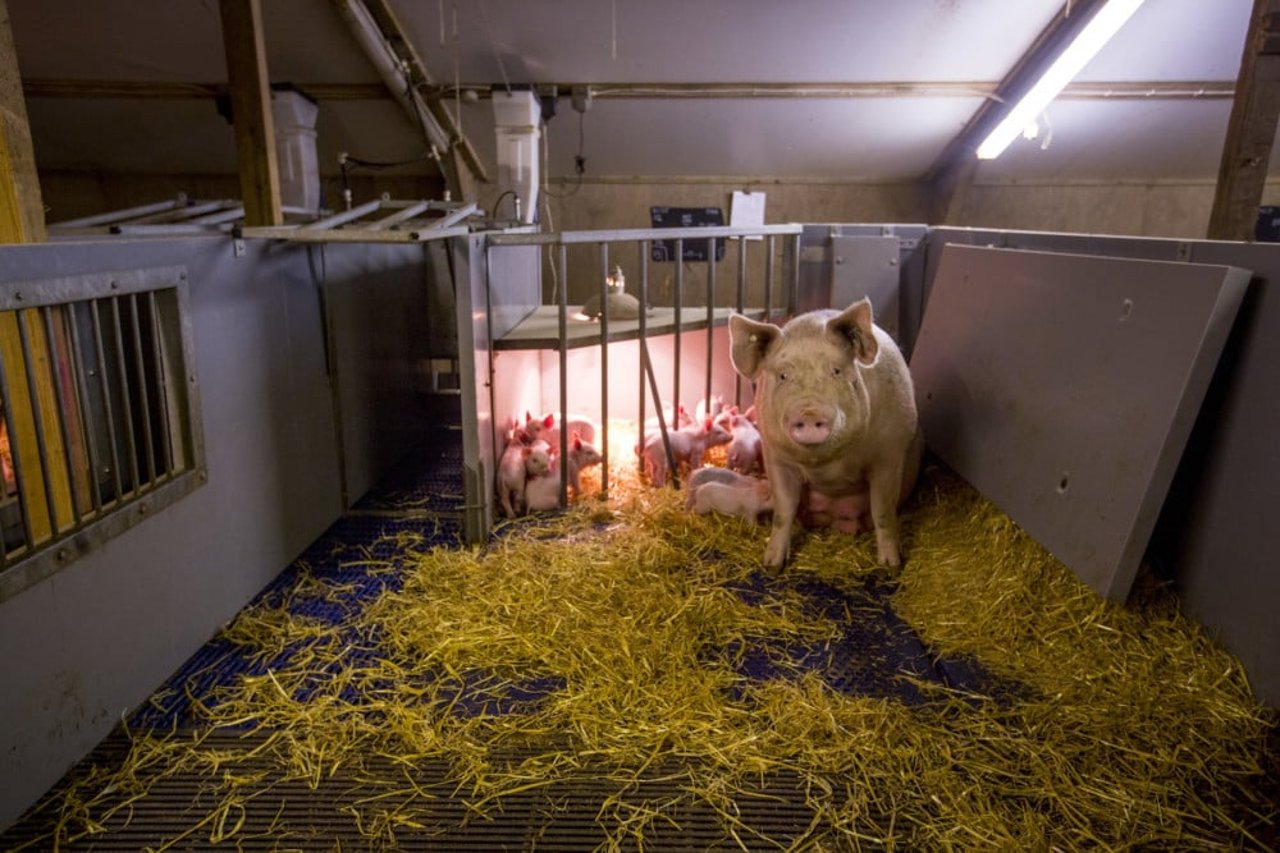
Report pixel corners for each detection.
[0,236,432,829]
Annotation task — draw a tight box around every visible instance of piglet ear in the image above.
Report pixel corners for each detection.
[729,313,781,381]
[572,433,583,450]
[525,411,534,423]
[542,414,554,429]
[826,297,879,365]
[703,418,713,432]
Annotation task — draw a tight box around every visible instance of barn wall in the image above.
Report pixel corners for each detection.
[0,236,432,829]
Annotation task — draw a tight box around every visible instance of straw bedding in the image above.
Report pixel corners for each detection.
[8,446,1276,850]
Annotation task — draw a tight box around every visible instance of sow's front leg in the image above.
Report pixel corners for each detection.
[763,461,803,568]
[867,454,907,568]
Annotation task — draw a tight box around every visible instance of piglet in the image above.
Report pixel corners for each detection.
[639,418,732,487]
[526,434,604,510]
[497,441,551,518]
[684,466,761,510]
[525,411,598,451]
[726,414,764,476]
[692,479,773,524]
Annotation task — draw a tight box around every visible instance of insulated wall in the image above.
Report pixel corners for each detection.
[0,236,432,828]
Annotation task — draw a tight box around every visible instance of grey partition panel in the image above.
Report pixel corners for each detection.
[0,237,345,828]
[323,243,434,504]
[457,235,493,543]
[912,244,1249,602]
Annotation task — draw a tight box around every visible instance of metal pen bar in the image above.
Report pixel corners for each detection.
[90,300,125,505]
[638,242,649,477]
[736,236,747,408]
[108,296,141,496]
[790,233,802,316]
[113,199,237,229]
[599,244,610,500]
[66,304,104,518]
[369,201,430,229]
[147,292,175,477]
[40,307,83,528]
[487,223,803,246]
[49,195,186,229]
[765,235,776,322]
[302,197,384,231]
[705,236,715,413]
[430,202,479,231]
[642,339,679,489]
[128,295,157,488]
[558,242,569,508]
[187,206,246,226]
[674,239,683,419]
[0,324,37,553]
[16,311,63,537]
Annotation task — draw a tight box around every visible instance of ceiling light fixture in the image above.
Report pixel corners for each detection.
[976,0,1146,160]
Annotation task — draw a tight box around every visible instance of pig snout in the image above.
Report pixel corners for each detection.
[787,404,836,446]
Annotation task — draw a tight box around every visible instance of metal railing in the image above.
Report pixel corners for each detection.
[0,266,205,601]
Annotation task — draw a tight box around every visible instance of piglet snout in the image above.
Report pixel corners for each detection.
[788,406,834,445]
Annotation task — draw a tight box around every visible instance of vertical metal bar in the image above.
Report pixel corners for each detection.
[66,305,104,518]
[642,340,679,489]
[16,311,62,536]
[673,239,683,419]
[705,236,715,413]
[598,243,609,500]
[765,235,776,323]
[638,241,649,477]
[790,232,802,316]
[127,294,157,487]
[146,291,176,477]
[92,297,125,502]
[735,236,747,408]
[0,326,36,553]
[557,242,569,508]
[107,297,140,497]
[40,307,83,527]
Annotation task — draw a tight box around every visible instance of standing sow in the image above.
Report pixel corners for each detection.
[728,297,923,567]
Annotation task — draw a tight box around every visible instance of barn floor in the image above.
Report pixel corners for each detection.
[2,428,1277,850]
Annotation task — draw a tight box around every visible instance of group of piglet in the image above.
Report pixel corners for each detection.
[638,395,775,526]
[497,412,603,517]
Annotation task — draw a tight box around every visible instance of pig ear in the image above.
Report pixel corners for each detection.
[703,418,713,432]
[729,314,780,381]
[573,434,583,450]
[827,297,879,365]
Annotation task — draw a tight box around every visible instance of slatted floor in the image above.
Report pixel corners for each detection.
[0,431,1034,850]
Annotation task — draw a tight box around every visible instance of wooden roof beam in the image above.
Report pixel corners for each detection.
[1208,0,1280,241]
[219,0,283,227]
[0,0,46,242]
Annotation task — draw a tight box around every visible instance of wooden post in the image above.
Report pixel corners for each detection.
[1208,0,1280,241]
[220,0,282,227]
[0,0,45,243]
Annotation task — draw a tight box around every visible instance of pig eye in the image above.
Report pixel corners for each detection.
[778,371,789,381]
[831,366,842,377]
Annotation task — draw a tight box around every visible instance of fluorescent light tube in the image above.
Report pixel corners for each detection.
[976,0,1145,160]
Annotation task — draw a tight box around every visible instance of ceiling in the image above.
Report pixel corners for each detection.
[6,0,1262,186]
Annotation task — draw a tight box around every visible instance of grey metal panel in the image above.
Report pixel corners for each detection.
[322,243,434,504]
[456,235,493,544]
[486,243,541,341]
[912,244,1249,603]
[0,237,345,829]
[829,235,902,337]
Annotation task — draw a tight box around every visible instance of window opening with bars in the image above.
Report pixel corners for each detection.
[0,266,204,600]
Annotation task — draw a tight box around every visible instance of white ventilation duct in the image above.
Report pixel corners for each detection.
[492,90,542,225]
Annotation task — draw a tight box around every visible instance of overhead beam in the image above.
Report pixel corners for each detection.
[219,0,282,227]
[19,77,1238,103]
[922,0,1113,225]
[0,0,46,242]
[1208,0,1280,241]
